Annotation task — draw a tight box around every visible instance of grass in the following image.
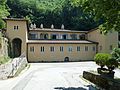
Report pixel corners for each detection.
[14,63,30,77]
[0,56,10,65]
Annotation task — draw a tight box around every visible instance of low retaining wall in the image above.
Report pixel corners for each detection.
[0,56,28,80]
[83,71,120,90]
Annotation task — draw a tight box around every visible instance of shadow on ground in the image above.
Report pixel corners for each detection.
[54,85,96,90]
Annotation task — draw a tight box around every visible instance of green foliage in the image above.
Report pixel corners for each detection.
[7,0,100,30]
[94,53,111,68]
[111,48,120,62]
[94,52,119,72]
[0,56,10,64]
[106,57,119,72]
[0,0,9,28]
[72,0,120,33]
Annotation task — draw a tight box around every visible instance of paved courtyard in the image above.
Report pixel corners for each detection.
[0,61,120,90]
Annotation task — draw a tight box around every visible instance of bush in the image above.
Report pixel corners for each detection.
[94,53,111,69]
[111,48,120,62]
[0,56,10,65]
[106,57,119,72]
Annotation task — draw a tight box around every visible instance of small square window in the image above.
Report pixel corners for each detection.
[14,26,19,30]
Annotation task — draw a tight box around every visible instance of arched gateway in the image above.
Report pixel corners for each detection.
[12,38,22,57]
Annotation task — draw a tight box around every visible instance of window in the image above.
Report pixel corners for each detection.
[44,34,48,39]
[60,46,64,52]
[40,46,44,52]
[110,45,113,50]
[51,34,57,39]
[77,46,80,51]
[50,46,54,52]
[79,34,85,40]
[30,46,34,52]
[62,34,68,40]
[100,46,102,51]
[40,33,44,39]
[93,46,96,51]
[70,34,77,40]
[68,46,72,52]
[29,33,38,39]
[14,26,19,30]
[85,46,88,51]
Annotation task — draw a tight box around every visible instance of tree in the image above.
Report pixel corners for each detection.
[7,0,100,30]
[71,0,120,33]
[0,0,9,28]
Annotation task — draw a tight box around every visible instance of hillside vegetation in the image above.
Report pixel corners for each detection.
[7,0,100,30]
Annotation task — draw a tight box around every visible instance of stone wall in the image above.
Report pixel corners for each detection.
[0,56,28,79]
[0,33,8,57]
[83,71,120,90]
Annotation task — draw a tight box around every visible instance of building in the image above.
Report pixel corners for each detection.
[3,18,118,62]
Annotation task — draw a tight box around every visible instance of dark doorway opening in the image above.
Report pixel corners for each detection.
[64,57,69,62]
[12,38,22,57]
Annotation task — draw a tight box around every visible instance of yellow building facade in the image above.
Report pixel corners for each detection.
[4,18,118,62]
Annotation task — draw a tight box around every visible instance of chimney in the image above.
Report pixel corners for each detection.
[40,24,43,29]
[33,23,36,29]
[61,24,64,30]
[51,24,54,29]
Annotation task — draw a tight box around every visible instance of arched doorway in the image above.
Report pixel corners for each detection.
[12,38,22,57]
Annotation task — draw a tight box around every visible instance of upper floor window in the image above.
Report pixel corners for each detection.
[62,34,68,40]
[77,46,80,51]
[51,34,58,40]
[60,46,64,52]
[79,34,85,40]
[50,46,54,52]
[14,26,18,30]
[29,33,38,39]
[70,34,77,40]
[40,33,48,39]
[40,46,44,52]
[85,46,88,51]
[30,46,34,52]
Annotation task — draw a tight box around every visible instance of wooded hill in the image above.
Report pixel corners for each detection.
[6,0,101,31]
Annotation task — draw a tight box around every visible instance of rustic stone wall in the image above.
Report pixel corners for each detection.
[83,71,120,90]
[0,35,8,57]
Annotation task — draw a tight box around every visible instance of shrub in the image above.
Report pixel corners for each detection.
[111,48,120,62]
[0,56,10,65]
[94,53,111,69]
[106,57,119,72]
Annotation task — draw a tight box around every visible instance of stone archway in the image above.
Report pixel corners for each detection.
[12,38,22,57]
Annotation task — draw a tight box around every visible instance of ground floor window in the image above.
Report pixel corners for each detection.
[77,46,80,51]
[50,46,54,52]
[85,46,88,51]
[30,46,34,52]
[92,46,96,51]
[60,46,64,52]
[40,46,44,52]
[68,46,72,52]
[110,45,113,50]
